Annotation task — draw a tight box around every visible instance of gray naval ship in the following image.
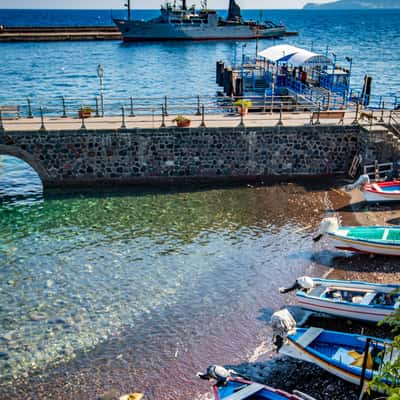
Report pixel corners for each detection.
[113,0,287,41]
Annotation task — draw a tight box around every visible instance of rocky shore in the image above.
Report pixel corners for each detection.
[228,185,400,400]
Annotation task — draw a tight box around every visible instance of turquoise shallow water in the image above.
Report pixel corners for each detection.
[0,156,329,398]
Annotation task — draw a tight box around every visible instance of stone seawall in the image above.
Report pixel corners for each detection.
[0,125,364,188]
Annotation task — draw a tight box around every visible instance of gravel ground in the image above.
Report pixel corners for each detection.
[224,184,400,400]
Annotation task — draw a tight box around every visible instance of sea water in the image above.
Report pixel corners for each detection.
[0,8,398,398]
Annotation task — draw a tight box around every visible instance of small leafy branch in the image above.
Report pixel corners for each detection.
[233,99,253,108]
[369,291,400,399]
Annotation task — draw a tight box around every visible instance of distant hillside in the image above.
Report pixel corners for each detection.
[304,0,400,9]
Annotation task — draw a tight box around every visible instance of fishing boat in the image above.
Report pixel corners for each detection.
[271,310,396,392]
[315,216,400,256]
[346,174,400,203]
[279,276,400,323]
[198,365,316,400]
[113,0,287,42]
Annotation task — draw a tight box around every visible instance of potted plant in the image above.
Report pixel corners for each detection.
[173,115,191,128]
[233,99,252,116]
[78,106,92,119]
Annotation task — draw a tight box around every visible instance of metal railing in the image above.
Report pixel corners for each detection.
[0,94,396,132]
[389,110,400,137]
[363,161,395,181]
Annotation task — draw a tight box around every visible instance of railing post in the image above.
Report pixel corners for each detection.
[120,105,127,129]
[358,338,371,400]
[238,108,245,128]
[327,92,330,111]
[80,106,86,130]
[164,95,168,116]
[196,95,201,116]
[100,93,104,117]
[160,105,166,128]
[352,101,360,125]
[263,92,266,113]
[130,96,135,117]
[313,103,321,125]
[0,111,4,132]
[27,97,33,118]
[39,106,46,131]
[61,96,67,118]
[95,97,100,117]
[379,101,385,123]
[200,104,206,127]
[374,160,379,181]
[276,102,283,126]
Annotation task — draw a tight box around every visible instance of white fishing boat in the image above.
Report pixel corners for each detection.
[271,309,396,392]
[279,276,400,323]
[346,174,400,203]
[315,217,400,256]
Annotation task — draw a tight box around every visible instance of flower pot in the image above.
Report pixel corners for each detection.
[237,106,248,116]
[78,110,92,119]
[176,120,191,128]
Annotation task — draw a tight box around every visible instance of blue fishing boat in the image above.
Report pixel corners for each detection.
[271,311,397,392]
[279,276,400,323]
[198,365,315,400]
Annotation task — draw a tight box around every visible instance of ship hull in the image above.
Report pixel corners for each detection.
[114,19,286,41]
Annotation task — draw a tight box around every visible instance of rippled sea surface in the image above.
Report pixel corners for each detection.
[0,9,399,104]
[0,156,330,399]
[0,8,398,399]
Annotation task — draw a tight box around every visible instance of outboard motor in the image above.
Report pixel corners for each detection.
[271,308,296,351]
[197,365,233,384]
[345,174,370,191]
[279,276,315,294]
[313,216,340,242]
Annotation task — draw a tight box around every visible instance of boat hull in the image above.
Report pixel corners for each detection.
[326,231,400,256]
[280,328,392,390]
[297,296,393,323]
[296,278,399,323]
[215,377,305,399]
[114,19,286,41]
[361,181,400,203]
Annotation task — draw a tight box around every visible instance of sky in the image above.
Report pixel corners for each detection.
[0,0,334,9]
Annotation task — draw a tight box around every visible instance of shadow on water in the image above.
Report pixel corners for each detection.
[334,201,400,214]
[311,251,400,273]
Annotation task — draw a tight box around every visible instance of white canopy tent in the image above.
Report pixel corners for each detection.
[258,45,332,67]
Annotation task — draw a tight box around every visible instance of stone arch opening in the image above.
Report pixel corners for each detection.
[0,145,49,196]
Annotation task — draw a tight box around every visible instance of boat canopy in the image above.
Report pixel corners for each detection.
[258,45,332,67]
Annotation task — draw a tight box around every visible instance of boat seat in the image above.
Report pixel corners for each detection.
[382,229,389,241]
[371,183,382,192]
[352,296,363,303]
[224,383,264,400]
[297,327,323,348]
[360,292,376,305]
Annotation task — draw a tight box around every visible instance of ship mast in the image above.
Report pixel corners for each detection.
[126,0,131,20]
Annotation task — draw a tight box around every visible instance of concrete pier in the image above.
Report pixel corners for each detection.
[0,26,121,42]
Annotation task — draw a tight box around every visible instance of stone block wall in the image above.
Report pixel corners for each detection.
[0,125,362,188]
